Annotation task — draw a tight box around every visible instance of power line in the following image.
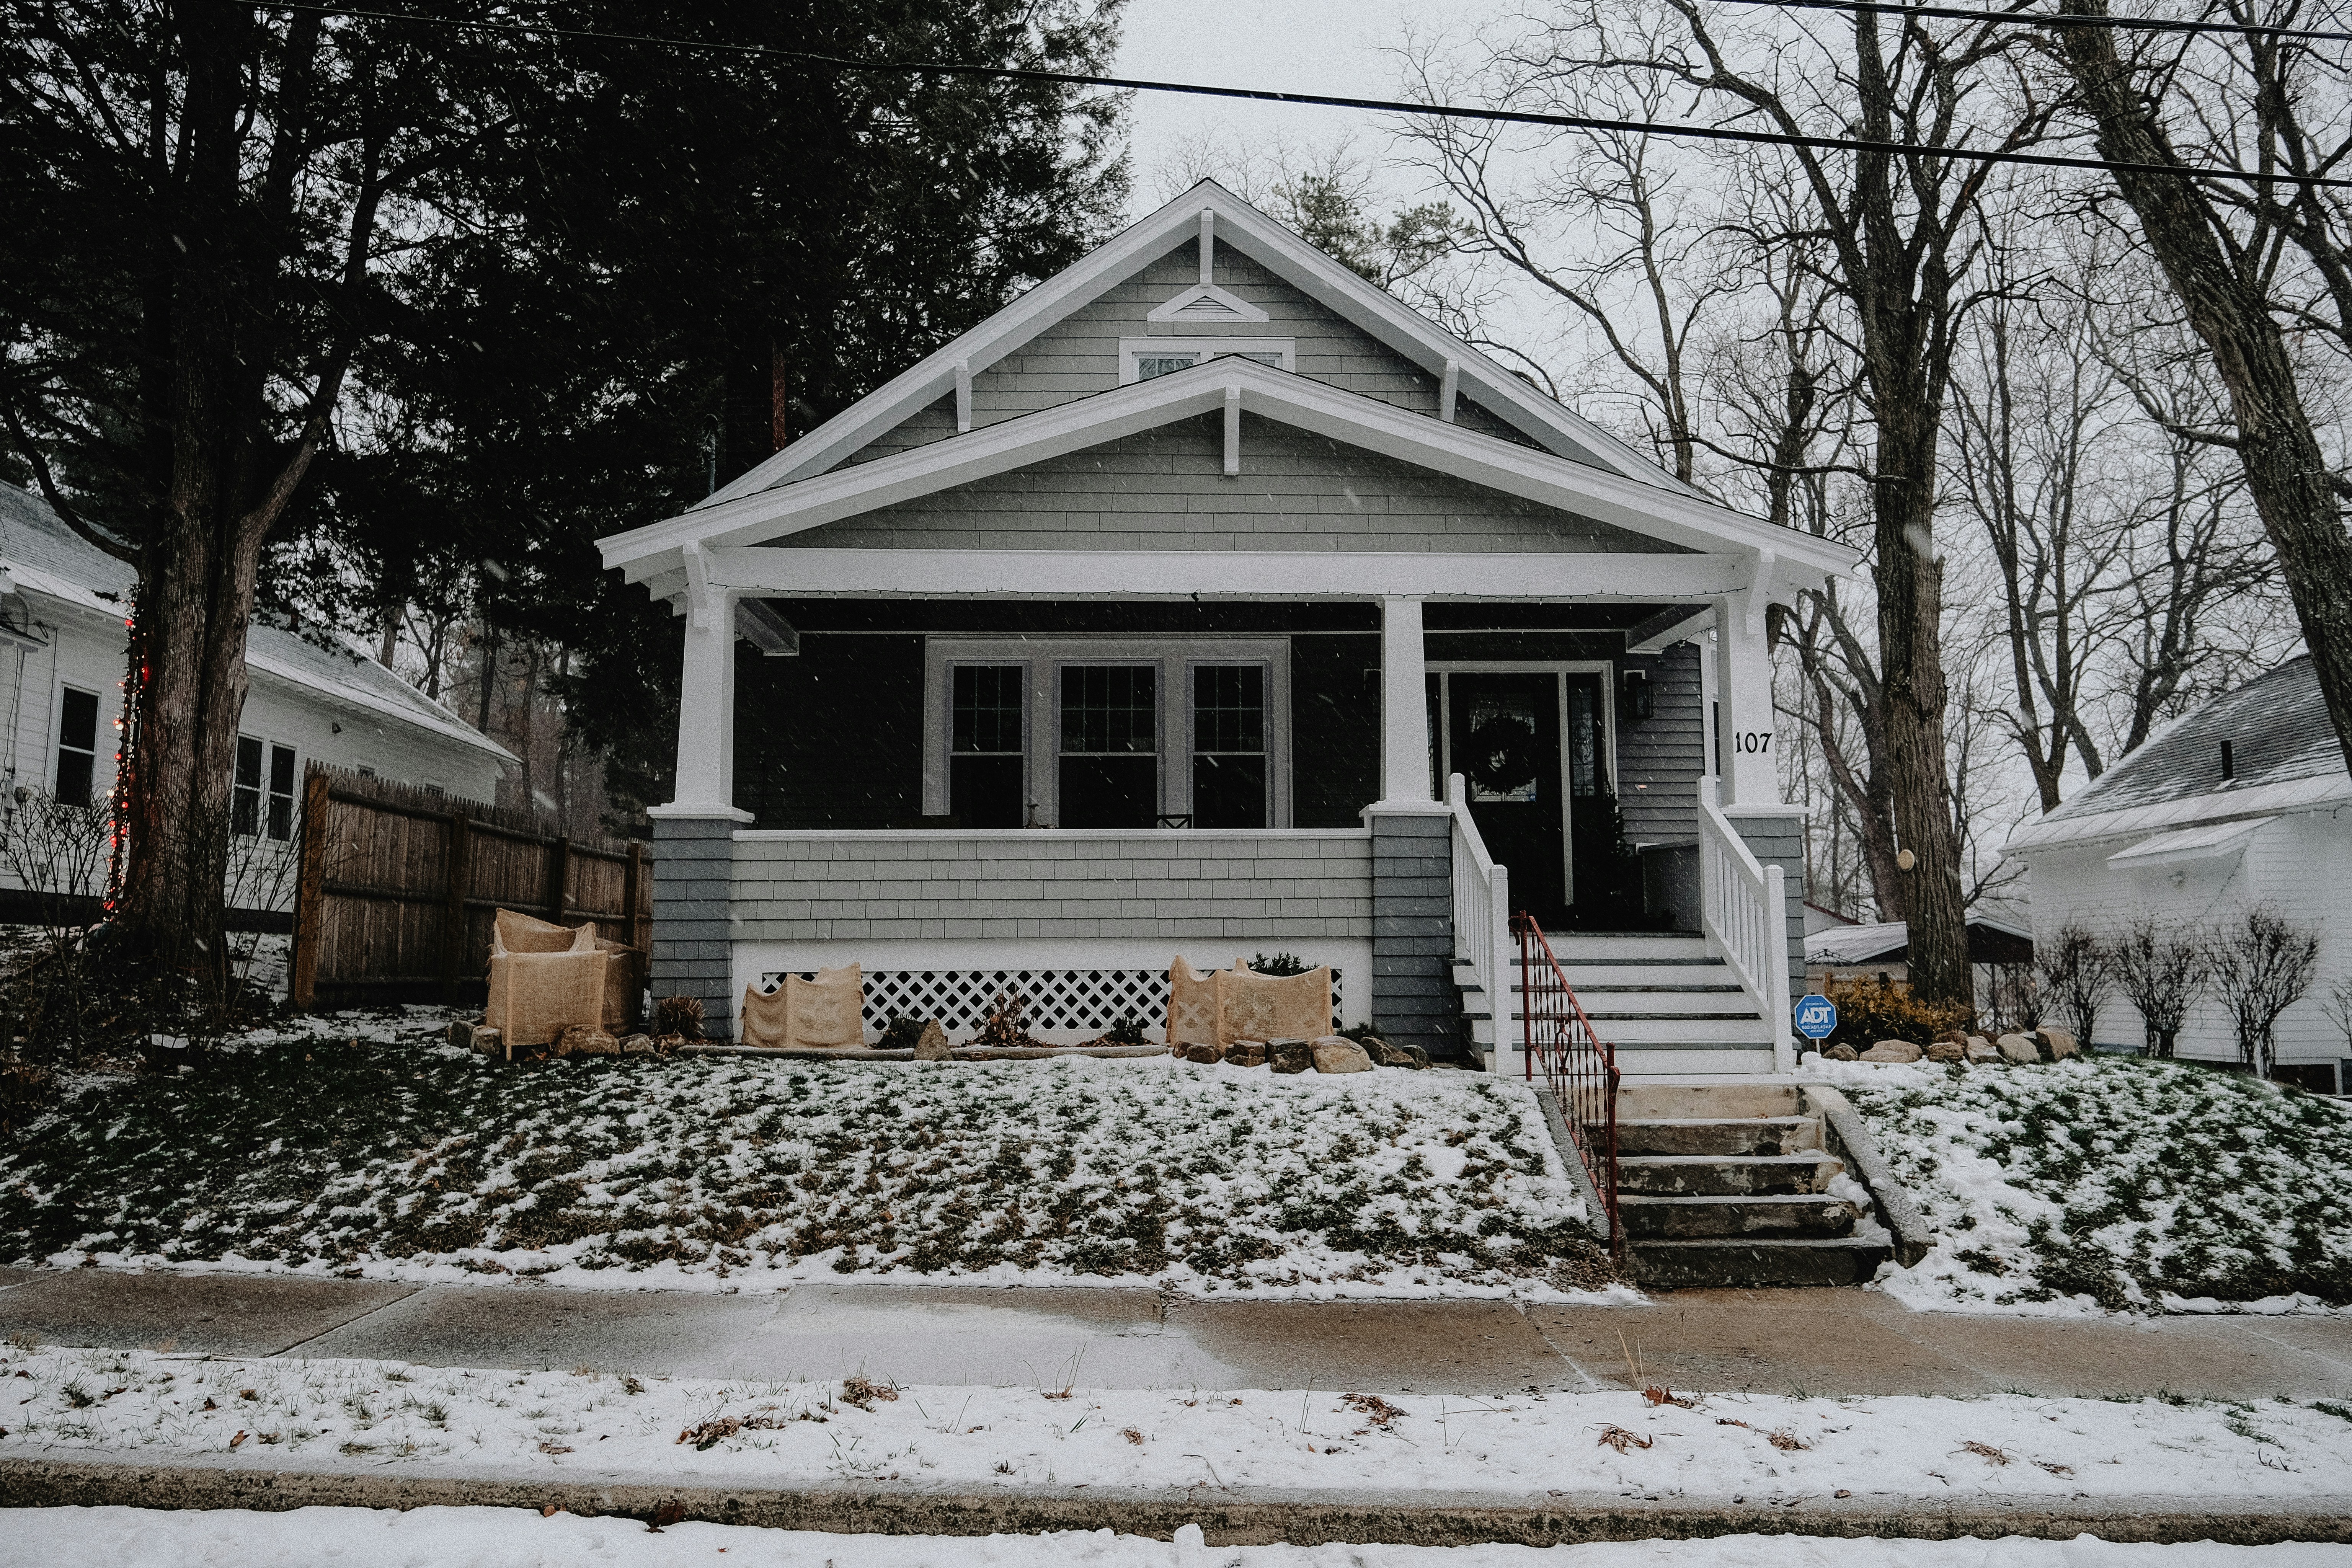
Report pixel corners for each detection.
[1718,0,2352,44]
[255,1,2352,190]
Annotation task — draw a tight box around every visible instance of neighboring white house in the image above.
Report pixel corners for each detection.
[0,481,513,903]
[2004,655,2350,1089]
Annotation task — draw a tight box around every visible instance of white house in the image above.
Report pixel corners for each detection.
[2004,655,2350,1091]
[594,181,1862,1069]
[0,480,513,907]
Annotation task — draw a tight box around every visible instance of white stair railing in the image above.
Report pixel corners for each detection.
[1445,773,1514,1064]
[1697,776,1796,1072]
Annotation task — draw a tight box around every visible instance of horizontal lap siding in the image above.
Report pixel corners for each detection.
[785,415,1682,555]
[1618,638,1704,845]
[731,832,1374,943]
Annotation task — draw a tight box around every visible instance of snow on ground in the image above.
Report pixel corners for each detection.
[1819,1056,2352,1316]
[0,1010,1610,1300]
[7,1343,2352,1505]
[3,1509,2343,1568]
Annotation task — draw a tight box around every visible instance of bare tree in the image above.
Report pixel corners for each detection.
[2206,904,2323,1080]
[2110,915,2207,1059]
[2322,974,2352,1059]
[2036,920,2112,1045]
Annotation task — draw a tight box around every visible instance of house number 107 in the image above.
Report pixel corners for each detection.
[1734,731,1773,754]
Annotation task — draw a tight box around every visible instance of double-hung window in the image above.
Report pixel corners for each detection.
[53,687,99,806]
[948,663,1027,828]
[1057,664,1159,829]
[235,736,298,840]
[1190,664,1267,829]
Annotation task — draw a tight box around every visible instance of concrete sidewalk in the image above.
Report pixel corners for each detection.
[3,1264,2349,1400]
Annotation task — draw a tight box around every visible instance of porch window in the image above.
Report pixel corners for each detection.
[1190,663,1267,828]
[949,663,1026,828]
[234,735,297,841]
[1058,664,1158,828]
[53,686,98,806]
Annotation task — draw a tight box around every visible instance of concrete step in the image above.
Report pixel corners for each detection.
[1619,1193,1858,1240]
[1629,1237,1894,1289]
[1602,1048,1779,1076]
[1619,1082,1802,1118]
[1616,1115,1822,1156]
[1617,1152,1844,1197]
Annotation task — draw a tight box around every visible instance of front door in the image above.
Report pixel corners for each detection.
[1447,672,1568,927]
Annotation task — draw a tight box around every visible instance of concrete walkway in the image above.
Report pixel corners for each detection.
[4,1265,2349,1400]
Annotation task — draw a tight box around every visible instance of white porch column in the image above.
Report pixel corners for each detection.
[1711,594,1779,809]
[669,545,741,813]
[1379,594,1433,804]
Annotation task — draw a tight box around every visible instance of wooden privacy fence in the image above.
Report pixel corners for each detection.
[290,764,650,1013]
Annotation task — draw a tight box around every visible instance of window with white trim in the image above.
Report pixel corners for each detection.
[235,735,298,840]
[924,639,1289,828]
[1117,338,1296,385]
[54,687,99,806]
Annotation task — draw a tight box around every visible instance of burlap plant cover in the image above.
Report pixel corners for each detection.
[1217,962,1333,1044]
[490,909,641,1036]
[485,911,609,1049]
[741,964,866,1050]
[1165,955,1225,1048]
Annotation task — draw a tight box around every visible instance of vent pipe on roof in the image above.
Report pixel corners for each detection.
[2220,738,2235,782]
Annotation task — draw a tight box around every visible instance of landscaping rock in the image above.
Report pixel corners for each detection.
[1823,1043,1859,1061]
[1266,1038,1314,1075]
[1964,1034,1998,1061]
[1861,1039,1924,1063]
[1926,1038,1965,1063]
[557,1025,619,1057]
[1373,1039,1432,1069]
[1996,1032,2042,1064]
[1224,1040,1268,1068]
[914,1020,951,1061]
[1182,1042,1221,1065]
[2038,1026,2081,1059]
[617,1034,655,1057]
[1311,1036,1374,1074]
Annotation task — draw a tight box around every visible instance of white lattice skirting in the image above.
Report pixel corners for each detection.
[756,966,1347,1041]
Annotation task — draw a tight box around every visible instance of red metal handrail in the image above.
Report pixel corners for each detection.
[1514,911,1621,1247]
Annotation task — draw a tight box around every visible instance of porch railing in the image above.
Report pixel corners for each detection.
[1515,911,1620,1244]
[1445,772,1514,1064]
[1697,775,1796,1072]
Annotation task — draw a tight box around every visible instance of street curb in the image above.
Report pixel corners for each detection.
[1803,1084,1936,1267]
[2,1455,2346,1546]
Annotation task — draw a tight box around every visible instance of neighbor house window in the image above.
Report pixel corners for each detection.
[54,687,98,806]
[235,736,297,840]
[1058,664,1158,829]
[1190,664,1267,829]
[1118,338,1296,384]
[949,663,1026,828]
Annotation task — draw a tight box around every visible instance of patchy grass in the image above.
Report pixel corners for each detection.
[1841,1055,2352,1313]
[0,1014,1604,1297]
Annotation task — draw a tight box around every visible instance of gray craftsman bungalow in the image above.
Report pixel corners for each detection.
[596,181,1857,1071]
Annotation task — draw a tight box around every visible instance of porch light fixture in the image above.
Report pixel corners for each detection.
[1622,668,1652,722]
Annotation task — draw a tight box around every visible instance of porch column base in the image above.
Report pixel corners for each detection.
[649,808,748,1042]
[1368,804,1458,1061]
[1724,804,1807,1001]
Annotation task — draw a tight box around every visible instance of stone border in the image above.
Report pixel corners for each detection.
[1802,1084,1936,1267]
[676,1043,1171,1062]
[1,1456,2343,1547]
[1532,1087,1613,1244]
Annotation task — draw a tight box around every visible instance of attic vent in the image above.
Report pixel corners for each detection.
[1178,295,1239,316]
[1146,283,1270,325]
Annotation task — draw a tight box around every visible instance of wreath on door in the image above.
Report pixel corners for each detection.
[1464,713,1540,801]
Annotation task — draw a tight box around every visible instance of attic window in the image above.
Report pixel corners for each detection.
[1119,338,1295,385]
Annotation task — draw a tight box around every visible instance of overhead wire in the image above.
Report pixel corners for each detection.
[249,0,2352,189]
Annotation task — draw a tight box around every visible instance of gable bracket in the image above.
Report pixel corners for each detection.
[1440,360,1460,424]
[1224,383,1242,476]
[682,542,718,630]
[955,359,973,434]
[1199,207,1214,284]
[1744,549,1777,637]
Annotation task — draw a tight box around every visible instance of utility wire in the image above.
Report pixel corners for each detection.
[253,0,2352,189]
[1717,0,2352,44]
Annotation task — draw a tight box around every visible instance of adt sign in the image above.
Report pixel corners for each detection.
[1794,993,1838,1042]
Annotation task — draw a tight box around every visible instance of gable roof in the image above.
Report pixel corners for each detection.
[0,483,513,764]
[598,181,1861,593]
[2004,655,2347,855]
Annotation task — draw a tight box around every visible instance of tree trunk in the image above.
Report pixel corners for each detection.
[2058,0,2352,775]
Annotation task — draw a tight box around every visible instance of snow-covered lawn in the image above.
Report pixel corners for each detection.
[1820,1056,2352,1315]
[7,1342,2351,1506]
[0,1011,1602,1298]
[3,1508,2343,1568]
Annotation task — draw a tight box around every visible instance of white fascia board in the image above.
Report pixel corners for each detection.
[247,652,519,764]
[2001,775,2350,858]
[607,359,1858,586]
[2105,817,2274,869]
[706,547,1755,601]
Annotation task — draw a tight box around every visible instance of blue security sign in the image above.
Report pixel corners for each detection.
[1794,993,1838,1041]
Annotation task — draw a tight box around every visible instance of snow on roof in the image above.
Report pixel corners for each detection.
[0,482,512,764]
[1805,913,2035,967]
[2103,817,2274,869]
[2004,657,2347,855]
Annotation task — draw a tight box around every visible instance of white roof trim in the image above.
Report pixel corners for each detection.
[246,648,516,764]
[648,179,1711,519]
[2104,817,2274,870]
[601,356,1861,589]
[2003,773,2350,858]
